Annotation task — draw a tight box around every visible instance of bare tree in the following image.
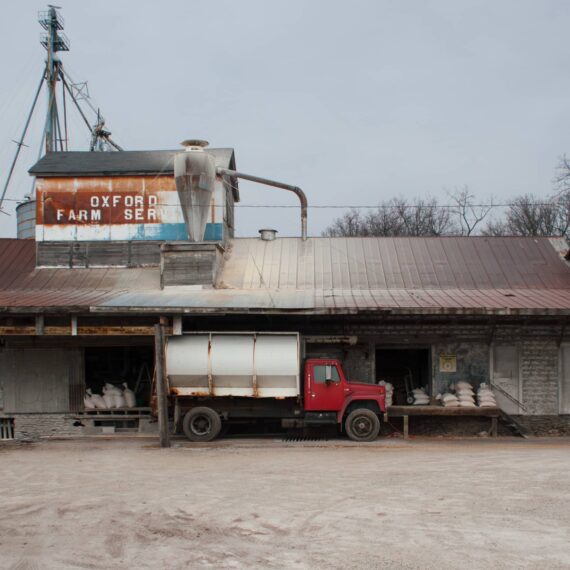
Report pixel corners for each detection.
[322,196,457,237]
[481,192,569,240]
[554,154,570,196]
[448,186,493,236]
[323,209,369,237]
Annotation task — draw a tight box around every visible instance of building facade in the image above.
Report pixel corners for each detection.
[0,149,569,440]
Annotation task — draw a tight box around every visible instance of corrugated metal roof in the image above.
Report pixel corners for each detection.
[98,287,570,315]
[0,239,159,310]
[220,237,570,291]
[29,148,236,176]
[0,237,569,315]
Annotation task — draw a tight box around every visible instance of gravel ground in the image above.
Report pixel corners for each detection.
[1,436,570,570]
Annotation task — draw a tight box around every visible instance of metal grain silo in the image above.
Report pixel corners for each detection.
[16,199,36,239]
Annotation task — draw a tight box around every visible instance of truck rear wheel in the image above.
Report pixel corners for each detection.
[344,409,380,442]
[183,407,222,442]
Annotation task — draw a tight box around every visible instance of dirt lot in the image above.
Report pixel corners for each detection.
[1,437,570,570]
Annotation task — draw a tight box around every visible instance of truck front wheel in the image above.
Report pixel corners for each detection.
[344,409,380,442]
[183,407,222,442]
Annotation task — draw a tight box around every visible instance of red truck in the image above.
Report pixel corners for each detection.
[166,332,386,442]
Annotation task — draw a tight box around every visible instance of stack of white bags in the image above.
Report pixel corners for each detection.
[378,381,394,407]
[454,381,477,407]
[412,387,430,405]
[436,392,460,407]
[477,383,497,407]
[84,382,136,410]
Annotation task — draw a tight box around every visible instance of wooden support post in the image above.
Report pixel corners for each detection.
[173,396,180,435]
[35,315,44,335]
[491,416,498,438]
[154,323,170,448]
[403,415,409,439]
[173,315,183,336]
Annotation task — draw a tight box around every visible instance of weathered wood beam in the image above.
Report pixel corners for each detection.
[0,325,173,336]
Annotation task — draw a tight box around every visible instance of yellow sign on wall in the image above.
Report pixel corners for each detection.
[439,355,457,373]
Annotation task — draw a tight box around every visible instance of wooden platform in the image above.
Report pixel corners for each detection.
[74,407,152,420]
[386,405,501,438]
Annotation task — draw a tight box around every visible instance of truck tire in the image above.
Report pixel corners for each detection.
[344,408,380,442]
[183,407,222,442]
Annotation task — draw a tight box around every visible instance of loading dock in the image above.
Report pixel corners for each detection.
[386,405,500,439]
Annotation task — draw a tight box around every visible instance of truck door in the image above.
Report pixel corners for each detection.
[305,361,345,411]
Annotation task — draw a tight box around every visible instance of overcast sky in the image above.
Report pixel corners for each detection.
[1,0,569,238]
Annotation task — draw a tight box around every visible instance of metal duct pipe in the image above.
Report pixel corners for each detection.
[216,168,308,241]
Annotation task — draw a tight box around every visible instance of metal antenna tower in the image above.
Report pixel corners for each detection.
[39,5,69,153]
[0,5,123,212]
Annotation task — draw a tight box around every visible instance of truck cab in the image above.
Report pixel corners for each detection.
[304,359,386,441]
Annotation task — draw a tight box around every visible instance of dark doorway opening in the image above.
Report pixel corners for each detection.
[376,348,430,405]
[84,346,154,407]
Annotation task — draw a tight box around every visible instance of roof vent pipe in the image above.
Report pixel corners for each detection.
[174,139,216,241]
[259,228,277,241]
[216,168,308,241]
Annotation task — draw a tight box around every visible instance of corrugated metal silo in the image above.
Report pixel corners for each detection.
[16,199,36,239]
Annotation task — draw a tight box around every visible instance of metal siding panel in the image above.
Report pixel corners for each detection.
[488,239,528,288]
[3,348,70,413]
[346,239,368,289]
[297,239,315,290]
[471,239,511,289]
[393,238,422,289]
[440,238,476,289]
[362,238,387,289]
[314,238,333,290]
[377,239,405,288]
[409,239,439,288]
[330,239,351,290]
[424,239,457,288]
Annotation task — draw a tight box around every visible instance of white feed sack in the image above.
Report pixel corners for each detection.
[113,393,126,408]
[90,393,107,409]
[378,381,394,407]
[102,388,115,409]
[412,387,430,405]
[437,392,460,407]
[477,382,497,407]
[85,382,137,410]
[123,383,136,408]
[454,381,476,407]
[84,389,96,409]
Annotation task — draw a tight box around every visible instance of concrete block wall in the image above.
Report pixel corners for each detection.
[10,414,81,441]
[342,346,374,383]
[338,321,565,416]
[521,338,559,415]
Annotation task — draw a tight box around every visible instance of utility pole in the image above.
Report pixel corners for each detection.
[154,322,171,448]
[39,6,69,153]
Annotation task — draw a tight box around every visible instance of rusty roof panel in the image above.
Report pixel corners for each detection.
[0,236,569,314]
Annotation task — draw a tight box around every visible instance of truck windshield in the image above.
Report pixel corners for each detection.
[313,365,340,383]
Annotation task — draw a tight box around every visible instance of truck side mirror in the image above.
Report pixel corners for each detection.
[325,365,333,381]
